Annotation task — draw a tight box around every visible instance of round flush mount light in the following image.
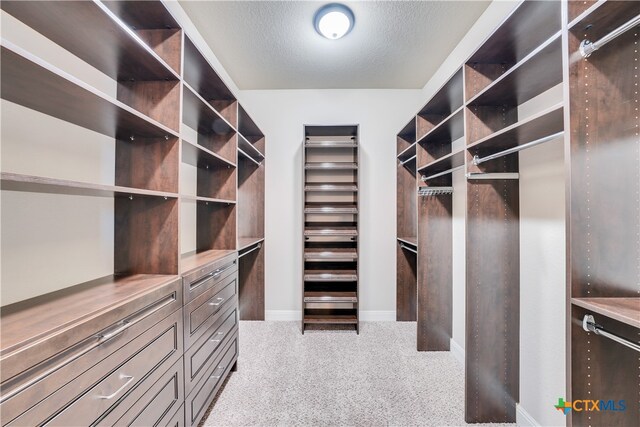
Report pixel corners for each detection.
[314,3,355,40]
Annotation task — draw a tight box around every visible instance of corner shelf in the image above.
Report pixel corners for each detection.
[571,298,640,329]
[1,41,178,139]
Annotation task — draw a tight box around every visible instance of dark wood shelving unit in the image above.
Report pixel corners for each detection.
[396,119,418,322]
[417,107,464,166]
[417,150,465,179]
[303,125,359,333]
[416,68,464,140]
[1,1,265,425]
[567,2,640,426]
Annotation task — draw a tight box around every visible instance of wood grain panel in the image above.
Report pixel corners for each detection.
[417,194,452,350]
[196,203,236,251]
[397,164,417,240]
[464,63,508,102]
[115,197,179,275]
[466,179,519,423]
[238,157,265,239]
[116,136,179,193]
[199,132,237,165]
[465,106,518,145]
[210,100,238,129]
[239,244,265,320]
[117,80,181,132]
[396,244,417,321]
[135,29,182,75]
[197,162,236,201]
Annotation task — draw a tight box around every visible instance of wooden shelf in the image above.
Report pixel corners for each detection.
[568,0,640,34]
[181,139,236,169]
[238,237,265,251]
[1,172,178,199]
[238,103,264,142]
[417,150,465,176]
[101,0,179,30]
[397,143,417,163]
[466,0,561,70]
[0,0,179,82]
[180,249,237,276]
[305,182,357,192]
[304,248,357,262]
[418,107,465,146]
[397,118,417,146]
[305,203,358,214]
[0,274,179,356]
[572,298,640,329]
[182,83,235,135]
[305,141,357,148]
[180,194,236,205]
[183,36,236,112]
[305,162,358,170]
[305,226,358,237]
[238,133,265,163]
[303,314,358,324]
[418,68,464,118]
[467,33,562,107]
[0,41,178,139]
[468,103,564,151]
[397,237,417,247]
[304,292,358,303]
[304,270,358,282]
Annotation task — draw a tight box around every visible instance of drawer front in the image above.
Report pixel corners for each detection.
[8,309,183,427]
[182,256,237,304]
[184,273,237,349]
[1,281,182,425]
[165,404,185,427]
[185,333,238,427]
[185,306,237,395]
[108,357,184,427]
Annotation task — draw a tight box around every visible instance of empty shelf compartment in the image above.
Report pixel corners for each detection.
[305,203,358,214]
[304,270,358,282]
[305,182,357,192]
[305,162,358,170]
[304,248,357,262]
[304,291,358,303]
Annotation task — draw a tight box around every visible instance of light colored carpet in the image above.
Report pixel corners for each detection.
[202,321,514,427]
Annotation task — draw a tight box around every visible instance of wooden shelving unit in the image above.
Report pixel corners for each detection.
[566,2,640,426]
[396,119,418,321]
[1,1,265,425]
[302,125,359,333]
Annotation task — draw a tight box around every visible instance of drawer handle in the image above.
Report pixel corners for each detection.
[210,365,226,380]
[208,297,225,307]
[210,331,226,344]
[190,261,236,290]
[97,374,135,400]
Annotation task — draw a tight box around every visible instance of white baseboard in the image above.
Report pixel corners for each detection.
[516,404,540,427]
[450,338,465,367]
[264,310,396,321]
[265,310,301,321]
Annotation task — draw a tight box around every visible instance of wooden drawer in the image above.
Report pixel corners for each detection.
[5,309,183,426]
[184,272,237,350]
[184,305,238,395]
[105,357,184,427]
[0,280,182,425]
[185,332,238,427]
[165,403,185,427]
[182,255,237,305]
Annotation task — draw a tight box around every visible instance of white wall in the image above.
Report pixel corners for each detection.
[239,89,425,320]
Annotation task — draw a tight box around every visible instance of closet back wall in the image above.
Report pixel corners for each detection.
[240,89,424,319]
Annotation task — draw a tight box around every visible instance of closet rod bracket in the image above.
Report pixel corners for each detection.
[582,314,640,353]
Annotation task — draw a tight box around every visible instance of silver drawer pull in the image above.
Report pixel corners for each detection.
[190,261,236,290]
[210,331,226,343]
[208,297,225,307]
[97,374,135,400]
[210,365,226,380]
[98,320,131,341]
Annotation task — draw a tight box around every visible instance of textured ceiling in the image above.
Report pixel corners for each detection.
[179,1,491,90]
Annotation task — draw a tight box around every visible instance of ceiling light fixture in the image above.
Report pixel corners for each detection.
[314,4,355,40]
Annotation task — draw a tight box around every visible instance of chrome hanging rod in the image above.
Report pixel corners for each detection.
[580,14,640,58]
[466,172,520,180]
[582,314,640,353]
[238,243,261,259]
[421,165,464,182]
[238,148,262,166]
[399,243,417,254]
[472,131,564,165]
[418,186,453,196]
[399,155,416,166]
